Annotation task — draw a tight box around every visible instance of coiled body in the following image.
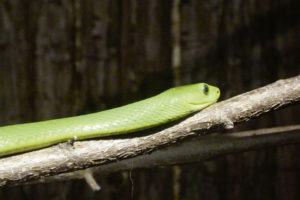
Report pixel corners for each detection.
[0,83,220,157]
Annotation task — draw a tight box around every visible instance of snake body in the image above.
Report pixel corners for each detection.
[0,83,220,157]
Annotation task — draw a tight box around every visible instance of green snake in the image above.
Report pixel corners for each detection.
[0,83,220,157]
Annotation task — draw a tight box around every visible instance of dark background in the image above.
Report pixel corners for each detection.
[0,0,299,199]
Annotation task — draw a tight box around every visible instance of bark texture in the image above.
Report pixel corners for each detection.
[40,124,300,184]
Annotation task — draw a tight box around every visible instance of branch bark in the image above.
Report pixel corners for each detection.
[0,75,299,187]
[38,124,300,185]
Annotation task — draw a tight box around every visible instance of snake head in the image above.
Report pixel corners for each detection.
[170,83,220,111]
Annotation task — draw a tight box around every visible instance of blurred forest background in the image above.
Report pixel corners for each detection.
[0,0,299,199]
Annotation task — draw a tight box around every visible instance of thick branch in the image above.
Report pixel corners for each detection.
[39,124,300,184]
[0,75,299,187]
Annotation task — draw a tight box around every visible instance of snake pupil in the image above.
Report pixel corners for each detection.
[203,84,209,95]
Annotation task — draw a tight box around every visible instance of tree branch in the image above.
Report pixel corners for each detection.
[0,75,299,187]
[37,124,300,185]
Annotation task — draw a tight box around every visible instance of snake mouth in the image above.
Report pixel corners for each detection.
[189,88,220,109]
[189,100,216,108]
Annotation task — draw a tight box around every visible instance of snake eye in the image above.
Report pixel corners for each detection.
[203,84,209,95]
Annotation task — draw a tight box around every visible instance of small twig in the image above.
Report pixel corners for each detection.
[227,124,300,137]
[83,170,101,191]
